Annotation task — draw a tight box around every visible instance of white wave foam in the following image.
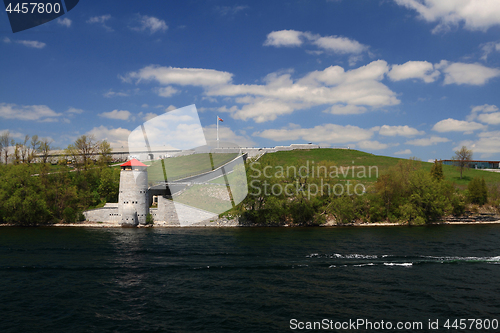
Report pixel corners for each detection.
[384,262,412,267]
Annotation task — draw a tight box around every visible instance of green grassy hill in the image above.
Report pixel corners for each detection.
[255,148,500,186]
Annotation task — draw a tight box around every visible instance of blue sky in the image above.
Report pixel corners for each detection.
[1,0,500,161]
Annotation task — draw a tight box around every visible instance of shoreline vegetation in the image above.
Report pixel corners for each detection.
[2,219,500,228]
[0,139,499,227]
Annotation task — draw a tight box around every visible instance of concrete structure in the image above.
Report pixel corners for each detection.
[83,203,120,223]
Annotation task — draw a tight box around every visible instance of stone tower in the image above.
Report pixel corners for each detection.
[118,159,149,226]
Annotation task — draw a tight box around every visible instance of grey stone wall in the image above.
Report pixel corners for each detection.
[153,195,180,225]
[84,206,120,223]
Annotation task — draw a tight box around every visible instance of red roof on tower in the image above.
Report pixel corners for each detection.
[120,158,148,167]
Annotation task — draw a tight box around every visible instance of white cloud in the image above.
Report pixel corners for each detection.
[126,60,399,123]
[66,107,84,114]
[263,30,304,47]
[0,103,61,121]
[128,105,206,151]
[87,14,111,23]
[209,60,399,122]
[432,118,486,133]
[3,37,11,43]
[156,86,179,97]
[57,18,72,27]
[253,123,374,144]
[406,136,450,146]
[98,110,132,121]
[161,113,195,122]
[224,99,296,123]
[126,65,233,86]
[467,104,500,125]
[131,15,168,34]
[479,130,500,138]
[394,0,500,32]
[87,15,113,31]
[394,149,412,155]
[142,112,158,122]
[264,29,368,55]
[203,125,256,147]
[455,135,500,154]
[388,61,440,83]
[325,104,367,115]
[470,104,499,114]
[87,126,131,149]
[477,112,500,125]
[215,5,249,16]
[165,105,177,112]
[357,140,389,150]
[377,125,425,137]
[481,41,500,61]
[103,89,129,98]
[436,61,500,85]
[312,35,368,54]
[87,15,111,24]
[16,40,46,49]
[0,129,24,140]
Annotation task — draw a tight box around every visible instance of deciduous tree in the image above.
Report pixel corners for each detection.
[453,146,473,179]
[65,135,112,169]
[0,131,11,164]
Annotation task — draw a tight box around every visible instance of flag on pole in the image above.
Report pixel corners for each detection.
[218,116,223,122]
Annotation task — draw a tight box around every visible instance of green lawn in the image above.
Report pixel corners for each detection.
[147,152,239,184]
[420,162,500,187]
[255,149,500,187]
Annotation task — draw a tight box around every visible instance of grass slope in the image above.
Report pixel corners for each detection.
[147,152,239,184]
[255,148,500,186]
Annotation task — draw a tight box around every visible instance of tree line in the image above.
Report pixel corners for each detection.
[0,131,53,164]
[0,133,119,226]
[0,131,113,168]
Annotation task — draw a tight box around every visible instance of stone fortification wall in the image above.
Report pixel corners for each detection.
[152,196,180,225]
[237,143,321,159]
[84,205,120,223]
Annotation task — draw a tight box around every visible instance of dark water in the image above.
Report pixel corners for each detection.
[1,225,500,332]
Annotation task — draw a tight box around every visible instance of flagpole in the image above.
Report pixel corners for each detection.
[216,115,219,148]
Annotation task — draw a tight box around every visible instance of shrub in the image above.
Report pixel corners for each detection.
[430,160,444,181]
[467,177,488,205]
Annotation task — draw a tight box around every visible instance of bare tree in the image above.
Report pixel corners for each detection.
[65,135,112,169]
[13,142,21,165]
[453,146,473,179]
[0,131,10,164]
[39,137,53,164]
[20,135,30,163]
[28,135,40,163]
[97,140,112,165]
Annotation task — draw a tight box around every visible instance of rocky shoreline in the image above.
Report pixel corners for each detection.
[1,213,499,228]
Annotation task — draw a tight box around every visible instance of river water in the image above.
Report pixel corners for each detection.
[1,225,500,332]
